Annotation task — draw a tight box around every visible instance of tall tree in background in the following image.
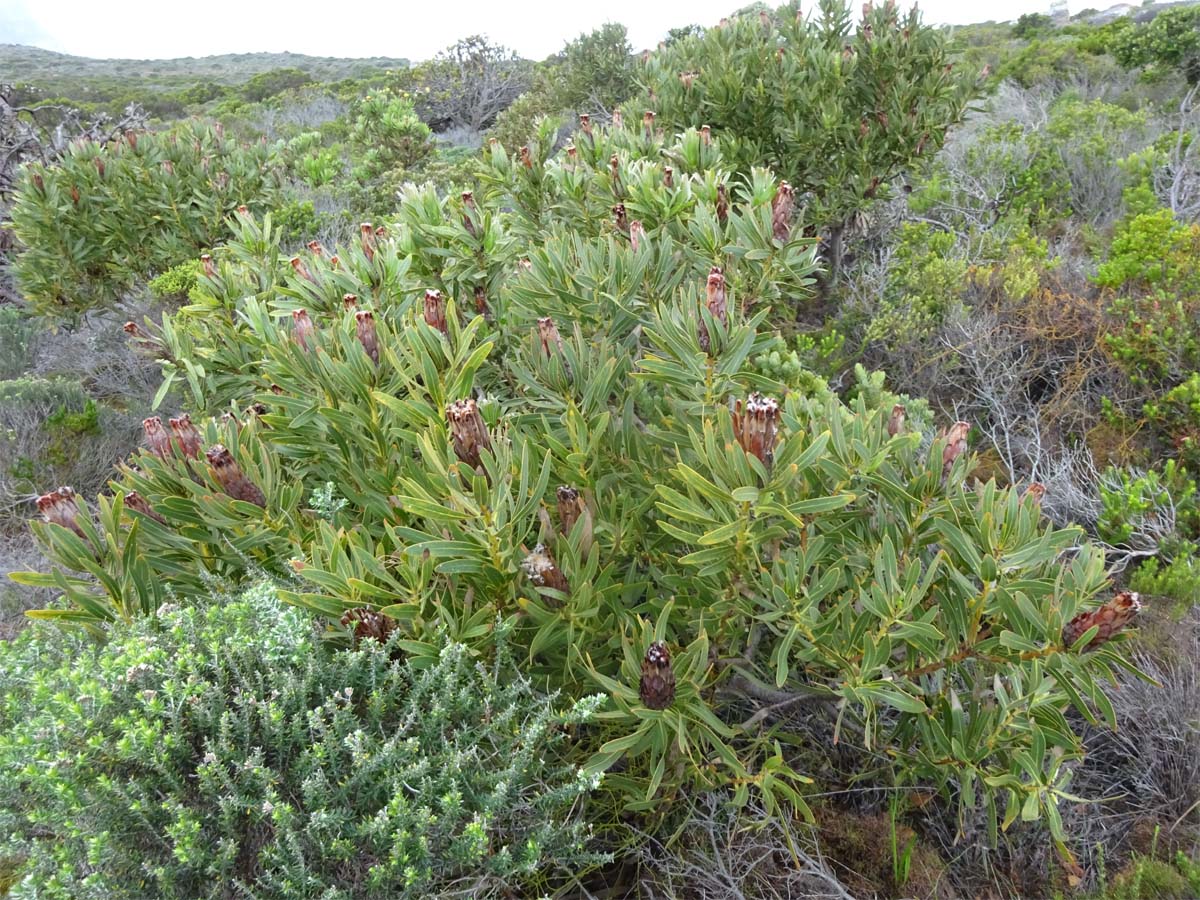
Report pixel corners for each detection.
[638,0,981,276]
[417,36,532,131]
[551,22,636,113]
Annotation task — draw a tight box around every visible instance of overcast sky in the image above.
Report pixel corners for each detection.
[2,0,1055,61]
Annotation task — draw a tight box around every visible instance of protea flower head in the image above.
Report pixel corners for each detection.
[517,258,533,272]
[341,607,398,644]
[642,110,655,140]
[519,145,533,169]
[306,240,325,257]
[522,544,570,595]
[289,256,315,283]
[716,182,729,224]
[1022,482,1046,505]
[70,185,80,205]
[355,310,379,364]
[343,293,358,311]
[679,71,697,89]
[169,413,203,459]
[124,490,166,525]
[143,416,172,458]
[640,641,676,710]
[611,107,623,130]
[1062,591,1142,651]
[474,284,489,317]
[359,222,376,260]
[446,398,492,470]
[461,190,478,236]
[200,253,215,278]
[423,289,447,334]
[31,171,44,192]
[36,487,87,539]
[236,204,250,216]
[941,421,970,475]
[125,130,138,148]
[772,181,795,242]
[329,255,340,269]
[95,157,105,177]
[732,393,780,470]
[556,485,594,553]
[759,8,771,26]
[663,166,674,188]
[700,124,712,146]
[206,444,266,507]
[536,316,565,359]
[629,220,645,252]
[374,225,387,238]
[613,203,628,232]
[292,309,316,351]
[579,113,592,135]
[698,266,728,353]
[566,145,578,166]
[888,403,906,437]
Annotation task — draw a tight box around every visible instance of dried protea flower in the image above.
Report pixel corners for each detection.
[474,284,489,317]
[556,485,594,553]
[663,166,674,188]
[611,107,623,130]
[292,309,316,351]
[220,411,242,430]
[1062,591,1142,651]
[125,130,138,149]
[941,421,970,475]
[374,225,387,239]
[31,171,44,192]
[143,416,172,458]
[124,490,166,525]
[36,487,87,539]
[519,145,533,169]
[579,113,592,136]
[640,641,676,710]
[700,124,712,146]
[522,544,570,595]
[565,145,578,167]
[341,607,398,644]
[887,404,906,437]
[980,63,991,80]
[732,393,780,470]
[679,71,697,89]
[169,413,203,459]
[642,110,656,140]
[864,175,881,199]
[289,256,315,283]
[359,222,376,260]
[716,182,729,225]
[329,254,340,270]
[95,157,105,177]
[629,220,645,252]
[270,383,284,395]
[609,154,622,197]
[612,203,628,232]
[236,204,249,216]
[858,118,870,140]
[1022,482,1046,505]
[200,253,215,278]
[772,181,795,242]
[306,240,325,257]
[423,289,447,334]
[343,293,358,311]
[206,444,266,507]
[355,310,380,364]
[461,190,478,237]
[213,122,223,139]
[446,398,492,470]
[698,266,728,353]
[70,185,80,205]
[122,321,159,354]
[915,131,929,156]
[517,258,533,272]
[876,110,889,131]
[537,316,565,358]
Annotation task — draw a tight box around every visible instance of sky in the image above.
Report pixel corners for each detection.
[1,0,1056,61]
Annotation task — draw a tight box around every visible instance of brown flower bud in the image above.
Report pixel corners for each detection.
[36,487,88,539]
[579,113,592,136]
[1062,591,1141,651]
[236,204,249,216]
[355,310,379,364]
[698,266,727,353]
[474,284,489,317]
[772,181,795,242]
[124,490,166,525]
[292,309,316,351]
[556,485,594,554]
[143,416,172,458]
[679,71,697,89]
[423,290,447,334]
[520,145,533,169]
[289,256,315,283]
[609,154,622,198]
[329,254,340,270]
[566,145,578,166]
[95,157,105,177]
[200,253,215,278]
[359,222,376,261]
[887,403,906,437]
[341,607,398,643]
[716,182,729,225]
[306,240,324,257]
[1022,482,1046,505]
[169,413,203,459]
[70,185,80,205]
[941,421,970,475]
[446,398,492,470]
[700,124,711,146]
[125,130,138,149]
[915,131,929,156]
[642,110,656,140]
[31,171,44,192]
[640,641,676,710]
[663,166,674,188]
[760,8,771,26]
[611,107,623,130]
[517,258,533,272]
[270,383,284,395]
[375,225,387,238]
[864,175,881,199]
[461,190,478,237]
[732,393,780,470]
[537,316,565,358]
[629,220,644,253]
[522,544,570,595]
[613,203,628,233]
[343,293,358,311]
[206,444,266,507]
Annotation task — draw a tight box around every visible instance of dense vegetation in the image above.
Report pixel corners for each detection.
[1,1,1199,897]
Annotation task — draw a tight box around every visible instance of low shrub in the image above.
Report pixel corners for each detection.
[0,585,608,898]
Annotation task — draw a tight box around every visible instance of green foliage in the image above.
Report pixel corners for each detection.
[636,0,980,237]
[148,259,203,300]
[1097,461,1198,549]
[552,23,636,112]
[0,307,39,381]
[0,586,607,898]
[240,67,315,102]
[271,199,335,248]
[14,115,1148,842]
[1108,5,1200,82]
[865,222,969,344]
[345,92,435,216]
[1129,554,1200,608]
[11,120,281,320]
[1012,13,1053,39]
